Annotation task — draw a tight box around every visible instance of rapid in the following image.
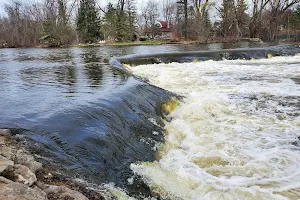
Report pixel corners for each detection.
[130,55,300,199]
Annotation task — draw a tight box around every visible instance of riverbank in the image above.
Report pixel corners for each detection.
[1,38,266,48]
[0,129,106,200]
[66,39,300,48]
[59,40,202,48]
[0,40,178,48]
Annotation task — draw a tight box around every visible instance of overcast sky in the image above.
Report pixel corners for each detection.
[0,0,222,20]
[0,0,107,15]
[0,0,6,14]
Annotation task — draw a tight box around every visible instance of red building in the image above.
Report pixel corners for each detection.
[144,21,173,40]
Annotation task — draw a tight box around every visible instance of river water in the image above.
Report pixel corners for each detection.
[0,42,299,199]
[131,55,300,200]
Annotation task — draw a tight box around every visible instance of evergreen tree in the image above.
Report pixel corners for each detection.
[290,7,300,29]
[41,0,58,46]
[77,0,101,43]
[103,0,136,42]
[57,0,72,44]
[115,0,131,42]
[103,3,118,40]
[126,0,137,41]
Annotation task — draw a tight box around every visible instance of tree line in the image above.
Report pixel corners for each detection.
[0,0,299,47]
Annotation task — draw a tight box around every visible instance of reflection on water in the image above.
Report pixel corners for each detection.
[0,42,283,197]
[82,50,103,88]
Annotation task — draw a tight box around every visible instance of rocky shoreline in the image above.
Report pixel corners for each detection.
[0,129,106,200]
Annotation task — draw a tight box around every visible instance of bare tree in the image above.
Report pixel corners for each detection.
[189,0,214,41]
[2,1,44,47]
[249,0,299,40]
[250,0,271,38]
[218,0,239,40]
[268,0,300,40]
[163,0,177,25]
[140,0,159,38]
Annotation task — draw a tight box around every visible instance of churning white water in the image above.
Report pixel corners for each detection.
[130,56,300,200]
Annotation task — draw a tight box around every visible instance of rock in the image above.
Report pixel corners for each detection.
[0,176,47,200]
[0,129,11,137]
[0,130,16,160]
[11,164,37,186]
[0,145,16,160]
[37,182,88,200]
[14,150,42,173]
[0,176,13,184]
[14,134,26,141]
[0,155,14,175]
[0,137,5,145]
[44,172,53,179]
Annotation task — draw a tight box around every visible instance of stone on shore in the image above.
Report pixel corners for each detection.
[0,155,14,175]
[0,129,91,200]
[0,129,11,137]
[15,150,43,173]
[37,182,89,200]
[0,137,5,145]
[11,164,37,186]
[0,176,13,184]
[0,176,48,200]
[0,144,16,160]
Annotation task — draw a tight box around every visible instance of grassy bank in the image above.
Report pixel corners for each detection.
[2,39,296,49]
[67,40,177,48]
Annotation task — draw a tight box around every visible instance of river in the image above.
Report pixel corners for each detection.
[0,42,299,199]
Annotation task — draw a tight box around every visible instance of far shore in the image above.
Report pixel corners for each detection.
[0,40,209,49]
[0,38,299,49]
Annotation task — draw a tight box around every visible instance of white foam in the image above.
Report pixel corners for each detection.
[131,56,300,199]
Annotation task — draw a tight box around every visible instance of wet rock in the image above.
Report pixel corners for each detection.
[37,182,88,200]
[15,150,42,173]
[11,164,37,186]
[14,134,26,141]
[44,172,53,179]
[291,77,300,85]
[0,129,11,137]
[0,155,14,175]
[0,176,47,200]
[292,136,300,146]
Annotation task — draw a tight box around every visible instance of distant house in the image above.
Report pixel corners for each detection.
[144,21,173,40]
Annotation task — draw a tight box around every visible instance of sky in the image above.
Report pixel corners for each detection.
[0,0,118,16]
[0,0,220,19]
[0,0,234,21]
[0,0,6,15]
